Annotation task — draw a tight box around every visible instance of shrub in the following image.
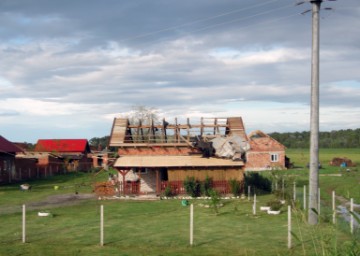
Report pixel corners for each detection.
[209,189,221,214]
[183,176,201,197]
[245,172,272,194]
[229,179,241,196]
[201,176,213,197]
[266,199,283,211]
[164,185,172,197]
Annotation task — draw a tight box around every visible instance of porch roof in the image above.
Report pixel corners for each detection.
[114,155,244,168]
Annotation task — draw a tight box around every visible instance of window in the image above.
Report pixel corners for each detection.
[140,168,148,174]
[134,168,148,174]
[271,153,279,162]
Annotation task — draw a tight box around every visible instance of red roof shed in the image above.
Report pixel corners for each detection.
[34,139,91,154]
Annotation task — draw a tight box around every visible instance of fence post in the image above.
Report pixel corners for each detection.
[190,204,194,246]
[248,186,251,201]
[100,205,104,246]
[332,191,336,224]
[253,194,257,215]
[318,188,321,216]
[282,178,285,201]
[303,185,306,210]
[22,204,26,243]
[288,205,292,249]
[350,198,354,234]
[293,182,296,201]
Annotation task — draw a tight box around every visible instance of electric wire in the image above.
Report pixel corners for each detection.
[132,7,302,48]
[118,0,285,43]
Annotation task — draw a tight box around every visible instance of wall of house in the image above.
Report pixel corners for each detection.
[167,167,244,181]
[245,151,286,171]
[116,169,157,194]
[0,154,15,184]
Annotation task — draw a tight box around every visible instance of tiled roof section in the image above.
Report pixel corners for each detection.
[0,135,23,153]
[248,130,285,151]
[34,139,91,153]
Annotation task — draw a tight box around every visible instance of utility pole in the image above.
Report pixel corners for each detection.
[308,0,322,225]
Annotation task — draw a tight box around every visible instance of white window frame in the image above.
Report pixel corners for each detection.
[270,153,279,162]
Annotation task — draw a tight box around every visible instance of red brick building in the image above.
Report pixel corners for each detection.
[245,130,286,171]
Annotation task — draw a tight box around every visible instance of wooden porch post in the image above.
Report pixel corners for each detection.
[116,169,130,196]
[156,169,160,195]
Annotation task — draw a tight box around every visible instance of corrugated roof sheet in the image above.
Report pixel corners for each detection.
[114,155,244,168]
[0,135,23,153]
[34,139,91,153]
[109,118,128,146]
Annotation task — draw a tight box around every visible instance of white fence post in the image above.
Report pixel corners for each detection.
[293,182,296,201]
[253,194,257,215]
[190,204,194,246]
[332,191,336,224]
[288,205,291,249]
[22,204,26,243]
[350,198,354,234]
[303,185,307,210]
[100,205,104,246]
[318,188,321,216]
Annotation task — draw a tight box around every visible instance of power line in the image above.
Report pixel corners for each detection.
[123,3,299,48]
[118,0,291,44]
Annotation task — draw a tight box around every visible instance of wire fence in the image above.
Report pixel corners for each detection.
[0,188,359,254]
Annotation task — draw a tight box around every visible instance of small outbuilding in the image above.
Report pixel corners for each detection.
[34,139,93,172]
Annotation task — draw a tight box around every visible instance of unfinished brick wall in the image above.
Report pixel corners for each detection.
[245,151,286,171]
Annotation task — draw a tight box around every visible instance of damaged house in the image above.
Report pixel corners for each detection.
[245,130,286,171]
[107,116,286,196]
[109,117,248,195]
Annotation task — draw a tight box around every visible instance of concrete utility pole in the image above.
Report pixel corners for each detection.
[308,0,322,225]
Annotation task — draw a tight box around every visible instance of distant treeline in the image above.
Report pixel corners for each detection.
[269,129,360,148]
[86,129,360,150]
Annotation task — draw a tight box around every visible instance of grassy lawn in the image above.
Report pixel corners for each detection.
[0,149,359,255]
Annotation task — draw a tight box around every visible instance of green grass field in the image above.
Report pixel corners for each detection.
[0,149,359,255]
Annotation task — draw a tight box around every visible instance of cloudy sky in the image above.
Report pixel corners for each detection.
[0,0,359,143]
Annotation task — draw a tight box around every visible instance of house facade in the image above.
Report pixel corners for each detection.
[108,117,249,195]
[245,130,286,171]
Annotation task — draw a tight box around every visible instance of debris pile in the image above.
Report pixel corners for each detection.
[94,181,116,196]
[329,157,356,167]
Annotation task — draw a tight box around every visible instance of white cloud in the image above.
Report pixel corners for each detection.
[0,0,359,143]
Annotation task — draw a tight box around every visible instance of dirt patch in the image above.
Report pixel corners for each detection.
[28,193,96,208]
[0,193,96,215]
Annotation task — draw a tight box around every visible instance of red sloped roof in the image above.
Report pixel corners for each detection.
[34,139,91,153]
[0,135,24,153]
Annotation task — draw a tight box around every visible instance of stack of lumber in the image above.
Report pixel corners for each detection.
[94,181,116,196]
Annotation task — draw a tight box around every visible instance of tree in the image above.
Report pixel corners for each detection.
[127,105,160,125]
[89,136,110,150]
